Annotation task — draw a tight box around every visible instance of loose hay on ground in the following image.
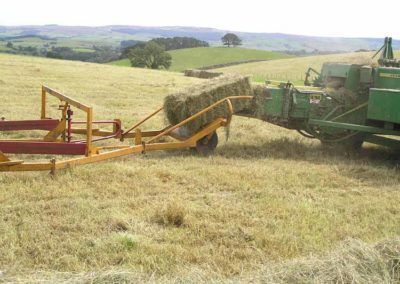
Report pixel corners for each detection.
[164,75,253,134]
[2,238,399,283]
[152,201,186,227]
[256,238,400,284]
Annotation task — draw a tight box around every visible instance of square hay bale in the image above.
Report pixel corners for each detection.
[251,85,271,119]
[164,75,252,134]
[184,69,223,79]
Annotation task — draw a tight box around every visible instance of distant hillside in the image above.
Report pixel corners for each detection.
[1,25,399,53]
[108,47,292,71]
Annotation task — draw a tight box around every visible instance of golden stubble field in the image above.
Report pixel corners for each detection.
[0,53,399,283]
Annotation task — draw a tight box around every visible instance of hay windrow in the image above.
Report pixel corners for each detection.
[256,238,400,284]
[2,238,399,283]
[184,69,223,79]
[164,75,253,134]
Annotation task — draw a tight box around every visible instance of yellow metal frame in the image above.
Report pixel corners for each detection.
[41,85,95,155]
[0,86,253,173]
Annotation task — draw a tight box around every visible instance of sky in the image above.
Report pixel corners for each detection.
[1,0,400,38]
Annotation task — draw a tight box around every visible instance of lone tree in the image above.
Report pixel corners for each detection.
[128,42,171,69]
[221,33,242,47]
[6,41,13,48]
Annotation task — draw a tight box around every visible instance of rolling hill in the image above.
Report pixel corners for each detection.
[109,47,293,71]
[1,53,399,282]
[1,25,400,52]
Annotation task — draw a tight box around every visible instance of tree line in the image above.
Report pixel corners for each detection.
[46,46,120,63]
[2,39,120,63]
[120,37,209,58]
[1,33,243,68]
[121,36,209,70]
[125,33,242,70]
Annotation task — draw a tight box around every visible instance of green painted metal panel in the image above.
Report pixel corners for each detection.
[265,87,284,116]
[344,65,361,92]
[320,63,360,92]
[290,91,312,118]
[360,66,373,84]
[374,67,400,90]
[321,63,352,78]
[367,88,400,123]
[309,119,400,135]
[263,88,314,119]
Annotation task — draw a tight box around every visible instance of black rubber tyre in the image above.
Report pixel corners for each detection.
[194,132,218,155]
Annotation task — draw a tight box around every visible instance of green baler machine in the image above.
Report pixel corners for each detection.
[247,37,400,150]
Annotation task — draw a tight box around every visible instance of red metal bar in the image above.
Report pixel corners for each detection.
[0,119,60,131]
[72,120,120,125]
[0,141,86,155]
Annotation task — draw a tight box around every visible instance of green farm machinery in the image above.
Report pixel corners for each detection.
[243,37,400,151]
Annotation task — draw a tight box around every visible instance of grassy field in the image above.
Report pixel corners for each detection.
[215,51,400,84]
[0,32,135,51]
[0,53,400,282]
[0,34,130,58]
[109,47,292,71]
[0,36,52,48]
[72,47,96,53]
[109,58,131,67]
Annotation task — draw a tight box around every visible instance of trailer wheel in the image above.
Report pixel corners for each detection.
[194,132,218,155]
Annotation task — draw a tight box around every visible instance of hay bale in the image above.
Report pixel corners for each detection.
[251,85,271,119]
[164,75,252,134]
[184,69,223,79]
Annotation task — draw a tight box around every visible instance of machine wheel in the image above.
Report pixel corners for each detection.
[194,132,218,155]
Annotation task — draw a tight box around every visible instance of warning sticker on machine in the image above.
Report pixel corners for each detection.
[380,72,400,79]
[310,94,321,104]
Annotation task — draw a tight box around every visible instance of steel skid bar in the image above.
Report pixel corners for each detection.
[0,86,253,172]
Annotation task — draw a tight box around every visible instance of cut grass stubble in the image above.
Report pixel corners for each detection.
[0,53,399,282]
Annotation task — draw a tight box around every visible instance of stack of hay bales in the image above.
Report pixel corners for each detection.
[184,69,223,79]
[164,75,252,134]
